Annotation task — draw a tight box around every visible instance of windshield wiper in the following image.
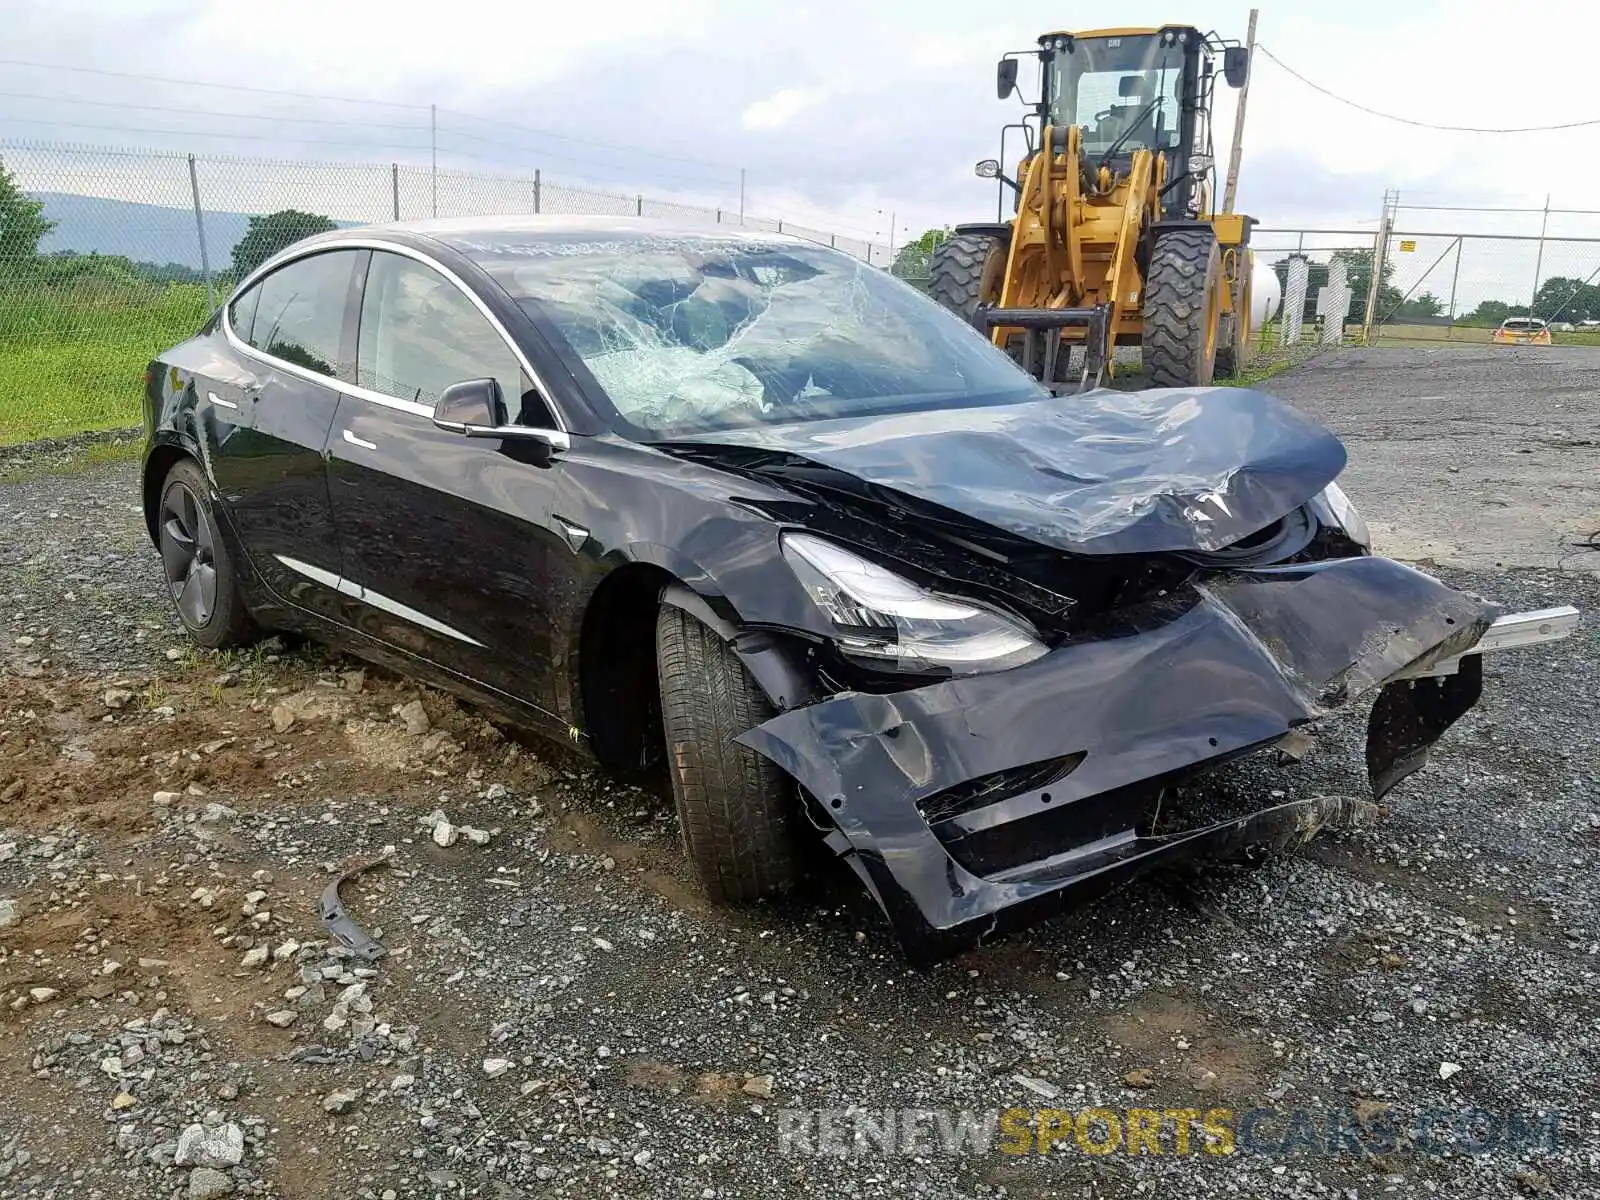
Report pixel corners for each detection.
[1097,97,1163,171]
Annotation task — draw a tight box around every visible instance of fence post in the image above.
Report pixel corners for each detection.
[1445,236,1463,341]
[534,169,541,214]
[391,163,400,221]
[777,220,783,234]
[187,155,215,310]
[830,234,836,248]
[636,194,643,216]
[1530,193,1550,311]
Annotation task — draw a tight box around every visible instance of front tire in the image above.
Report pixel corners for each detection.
[655,604,802,902]
[1142,227,1223,388]
[929,231,1009,328]
[156,458,259,650]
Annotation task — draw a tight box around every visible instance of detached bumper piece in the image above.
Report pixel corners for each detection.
[739,557,1504,962]
[976,303,1112,392]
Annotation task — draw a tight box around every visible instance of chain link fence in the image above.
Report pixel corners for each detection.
[0,140,893,443]
[1254,228,1600,346]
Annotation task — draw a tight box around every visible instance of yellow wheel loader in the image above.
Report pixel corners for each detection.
[929,25,1255,390]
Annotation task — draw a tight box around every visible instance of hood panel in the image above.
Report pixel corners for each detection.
[673,386,1346,555]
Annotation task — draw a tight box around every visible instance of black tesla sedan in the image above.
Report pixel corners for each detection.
[142,216,1574,961]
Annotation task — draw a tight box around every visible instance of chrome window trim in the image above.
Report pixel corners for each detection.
[220,237,571,440]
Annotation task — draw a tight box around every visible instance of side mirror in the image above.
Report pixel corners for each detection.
[1223,46,1250,88]
[432,378,570,463]
[434,377,506,430]
[974,159,1001,179]
[996,58,1019,100]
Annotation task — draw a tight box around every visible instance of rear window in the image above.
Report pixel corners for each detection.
[1501,318,1544,331]
[240,250,360,380]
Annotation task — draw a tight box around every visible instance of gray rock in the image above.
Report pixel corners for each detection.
[397,699,431,735]
[174,1122,244,1168]
[322,1087,359,1114]
[0,898,17,928]
[188,1166,235,1200]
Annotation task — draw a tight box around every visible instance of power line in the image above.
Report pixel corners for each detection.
[1257,45,1600,134]
[0,58,430,110]
[438,108,730,172]
[0,114,430,152]
[0,59,749,174]
[435,124,735,188]
[0,88,425,131]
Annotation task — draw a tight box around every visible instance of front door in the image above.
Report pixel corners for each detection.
[207,248,365,623]
[325,249,572,720]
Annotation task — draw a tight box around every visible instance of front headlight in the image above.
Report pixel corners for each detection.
[781,533,1048,675]
[1310,481,1371,550]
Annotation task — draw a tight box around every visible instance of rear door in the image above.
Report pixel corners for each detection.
[212,248,365,623]
[325,247,573,718]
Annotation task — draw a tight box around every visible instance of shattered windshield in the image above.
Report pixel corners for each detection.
[454,235,1043,438]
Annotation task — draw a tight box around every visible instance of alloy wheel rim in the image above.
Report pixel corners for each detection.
[158,482,218,629]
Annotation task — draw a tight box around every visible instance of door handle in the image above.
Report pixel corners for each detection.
[208,391,239,411]
[342,429,378,451]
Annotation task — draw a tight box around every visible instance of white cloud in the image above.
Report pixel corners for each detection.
[740,87,824,132]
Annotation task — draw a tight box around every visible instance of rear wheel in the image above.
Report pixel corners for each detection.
[156,458,259,650]
[655,604,803,902]
[929,231,1009,328]
[1142,227,1223,388]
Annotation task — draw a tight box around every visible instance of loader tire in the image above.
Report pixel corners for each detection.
[929,231,1009,328]
[656,603,803,903]
[1143,227,1223,388]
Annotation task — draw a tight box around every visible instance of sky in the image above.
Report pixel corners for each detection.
[3,0,1600,305]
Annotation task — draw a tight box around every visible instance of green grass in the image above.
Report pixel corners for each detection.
[0,282,211,445]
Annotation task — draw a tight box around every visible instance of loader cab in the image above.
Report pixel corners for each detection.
[1032,26,1216,216]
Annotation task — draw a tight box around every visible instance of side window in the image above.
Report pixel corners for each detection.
[358,251,551,424]
[228,285,260,344]
[247,250,359,380]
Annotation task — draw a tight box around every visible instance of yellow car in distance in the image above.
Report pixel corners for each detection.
[1494,317,1553,345]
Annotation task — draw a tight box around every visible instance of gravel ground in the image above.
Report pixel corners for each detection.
[1,347,1597,1199]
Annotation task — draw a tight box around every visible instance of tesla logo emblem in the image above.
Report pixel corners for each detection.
[1187,488,1233,522]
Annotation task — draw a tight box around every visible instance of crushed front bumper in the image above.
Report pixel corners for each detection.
[739,557,1543,961]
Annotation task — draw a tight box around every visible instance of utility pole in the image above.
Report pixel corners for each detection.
[1530,192,1551,311]
[430,104,438,218]
[738,168,746,226]
[1361,188,1396,343]
[1221,7,1258,214]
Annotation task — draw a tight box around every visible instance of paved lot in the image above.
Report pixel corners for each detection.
[0,346,1597,1199]
[1265,345,1600,572]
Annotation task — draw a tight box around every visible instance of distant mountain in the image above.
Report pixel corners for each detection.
[30,192,356,272]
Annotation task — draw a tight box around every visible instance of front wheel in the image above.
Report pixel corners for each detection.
[655,604,803,902]
[1142,227,1223,388]
[156,458,259,650]
[928,231,1009,328]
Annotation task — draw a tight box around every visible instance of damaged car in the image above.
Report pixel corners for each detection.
[142,217,1577,961]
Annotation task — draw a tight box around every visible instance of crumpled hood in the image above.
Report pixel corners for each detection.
[673,386,1347,555]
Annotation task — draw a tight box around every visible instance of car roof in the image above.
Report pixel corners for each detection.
[312,214,816,252]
